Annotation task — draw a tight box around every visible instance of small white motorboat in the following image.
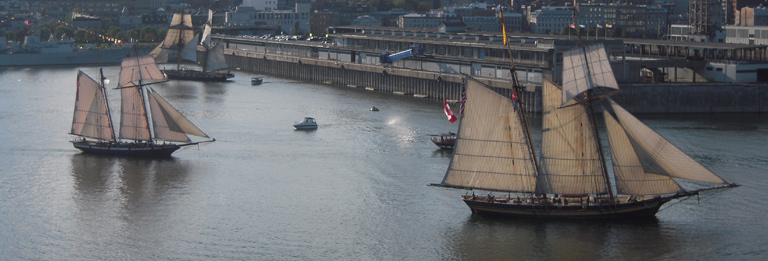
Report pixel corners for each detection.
[251,77,263,85]
[293,117,318,130]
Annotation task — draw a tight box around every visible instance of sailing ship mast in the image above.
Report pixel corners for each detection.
[150,11,196,65]
[97,43,117,143]
[498,7,540,178]
[433,4,737,219]
[71,45,117,143]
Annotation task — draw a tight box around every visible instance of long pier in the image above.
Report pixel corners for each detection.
[227,49,543,112]
[221,41,768,113]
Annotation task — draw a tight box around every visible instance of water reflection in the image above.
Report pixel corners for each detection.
[446,215,677,260]
[70,154,191,214]
[431,149,452,158]
[70,154,117,194]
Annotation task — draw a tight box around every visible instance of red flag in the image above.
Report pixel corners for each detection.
[443,99,457,123]
[569,24,576,29]
[511,89,517,111]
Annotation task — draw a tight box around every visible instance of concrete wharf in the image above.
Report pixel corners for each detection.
[213,29,768,113]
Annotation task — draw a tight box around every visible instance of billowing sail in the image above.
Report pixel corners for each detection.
[71,71,115,140]
[609,99,726,185]
[440,77,537,192]
[181,33,199,62]
[161,13,195,49]
[147,87,209,142]
[204,42,228,72]
[119,55,165,87]
[118,82,151,141]
[537,79,606,195]
[561,43,619,105]
[604,110,683,195]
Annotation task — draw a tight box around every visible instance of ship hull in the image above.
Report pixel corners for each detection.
[0,47,149,67]
[163,69,234,82]
[463,197,669,219]
[72,141,181,158]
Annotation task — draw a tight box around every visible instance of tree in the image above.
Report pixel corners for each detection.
[14,29,30,43]
[140,26,158,42]
[107,25,122,39]
[125,30,139,41]
[74,29,87,42]
[39,28,52,40]
[55,25,74,39]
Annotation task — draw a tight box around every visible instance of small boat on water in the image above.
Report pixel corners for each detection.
[251,77,263,85]
[370,106,379,111]
[293,117,318,130]
[430,132,456,149]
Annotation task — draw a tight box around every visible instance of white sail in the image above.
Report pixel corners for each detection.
[201,10,213,48]
[201,24,212,48]
[71,71,115,140]
[204,42,228,72]
[561,43,619,105]
[147,87,210,142]
[609,99,726,184]
[537,79,606,195]
[604,110,683,195]
[119,55,165,87]
[181,33,199,62]
[118,82,151,141]
[440,78,537,192]
[161,13,195,49]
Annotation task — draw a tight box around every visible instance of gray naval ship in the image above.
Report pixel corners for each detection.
[0,35,148,67]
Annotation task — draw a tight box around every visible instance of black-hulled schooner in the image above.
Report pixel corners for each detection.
[70,55,214,157]
[150,10,233,82]
[433,43,737,219]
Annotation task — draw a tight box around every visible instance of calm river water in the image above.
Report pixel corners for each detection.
[0,66,766,260]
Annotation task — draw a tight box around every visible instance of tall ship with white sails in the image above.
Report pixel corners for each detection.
[70,53,215,157]
[151,10,233,82]
[432,43,738,219]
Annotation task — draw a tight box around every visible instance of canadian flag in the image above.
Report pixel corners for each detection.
[443,99,457,123]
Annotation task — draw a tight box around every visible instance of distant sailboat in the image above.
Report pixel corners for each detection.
[70,54,214,157]
[151,10,233,82]
[431,43,737,219]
